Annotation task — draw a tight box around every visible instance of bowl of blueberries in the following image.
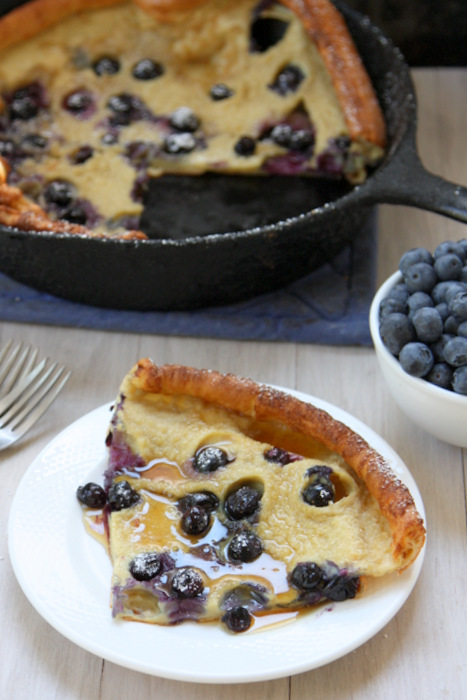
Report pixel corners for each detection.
[369,239,467,447]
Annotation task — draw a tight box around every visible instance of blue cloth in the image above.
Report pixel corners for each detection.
[0,215,377,346]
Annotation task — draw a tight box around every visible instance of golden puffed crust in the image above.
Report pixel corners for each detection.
[130,358,425,571]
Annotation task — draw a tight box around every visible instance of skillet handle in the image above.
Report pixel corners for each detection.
[360,143,467,224]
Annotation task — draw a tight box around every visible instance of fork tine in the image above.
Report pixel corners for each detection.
[6,369,71,438]
[16,348,39,384]
[0,342,22,395]
[2,348,40,401]
[1,363,62,428]
[0,339,13,368]
[0,343,40,399]
[0,358,47,420]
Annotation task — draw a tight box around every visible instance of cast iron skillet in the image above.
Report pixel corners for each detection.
[0,1,467,311]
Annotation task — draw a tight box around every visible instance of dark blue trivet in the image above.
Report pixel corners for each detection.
[0,215,377,346]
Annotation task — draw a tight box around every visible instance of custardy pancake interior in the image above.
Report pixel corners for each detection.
[0,0,384,238]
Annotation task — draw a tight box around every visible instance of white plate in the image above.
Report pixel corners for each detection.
[8,390,426,684]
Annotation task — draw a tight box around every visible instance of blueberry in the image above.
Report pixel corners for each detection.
[227,531,263,563]
[412,307,443,343]
[181,505,210,535]
[106,92,148,126]
[434,253,463,281]
[270,123,294,148]
[61,204,88,225]
[132,59,164,80]
[461,267,467,283]
[321,574,359,601]
[63,89,95,117]
[448,291,467,323]
[234,136,256,156]
[193,446,229,473]
[434,240,466,262]
[22,133,48,150]
[452,365,467,394]
[404,262,437,293]
[399,247,433,274]
[457,239,467,259]
[379,312,415,355]
[291,130,314,152]
[163,132,197,154]
[444,336,467,367]
[178,490,219,513]
[380,296,407,318]
[389,283,410,304]
[458,321,467,338]
[92,56,120,76]
[431,282,452,305]
[225,486,262,520]
[171,567,204,598]
[43,180,75,206]
[435,302,449,322]
[76,482,106,508]
[269,64,304,95]
[430,333,454,362]
[129,552,162,581]
[169,106,200,133]
[210,83,234,100]
[406,291,433,318]
[444,315,459,335]
[221,606,252,633]
[445,282,467,304]
[302,480,334,507]
[290,562,323,591]
[0,137,18,158]
[270,124,314,153]
[302,467,335,506]
[399,342,434,377]
[426,362,453,389]
[264,446,294,464]
[108,480,139,511]
[69,145,94,164]
[9,84,44,120]
[107,93,133,115]
[14,82,47,104]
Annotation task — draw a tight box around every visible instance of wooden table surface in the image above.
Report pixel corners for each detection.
[1,68,466,699]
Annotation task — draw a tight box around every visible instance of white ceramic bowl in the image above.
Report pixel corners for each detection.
[369,270,467,448]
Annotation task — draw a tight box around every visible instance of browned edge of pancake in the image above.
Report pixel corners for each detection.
[279,0,386,147]
[125,358,425,572]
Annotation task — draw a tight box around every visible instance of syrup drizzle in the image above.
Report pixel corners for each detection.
[82,426,355,633]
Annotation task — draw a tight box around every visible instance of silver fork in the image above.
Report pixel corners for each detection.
[0,340,71,450]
